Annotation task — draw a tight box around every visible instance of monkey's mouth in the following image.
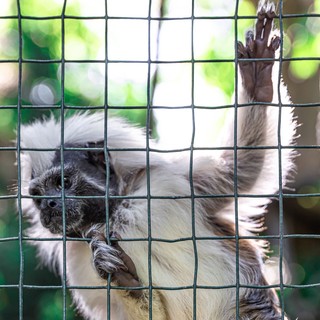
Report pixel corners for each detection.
[40,210,83,236]
[38,198,111,236]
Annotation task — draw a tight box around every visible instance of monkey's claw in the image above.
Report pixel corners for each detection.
[89,231,126,279]
[88,230,142,298]
[237,3,279,102]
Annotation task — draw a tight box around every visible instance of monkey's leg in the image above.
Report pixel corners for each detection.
[88,231,167,320]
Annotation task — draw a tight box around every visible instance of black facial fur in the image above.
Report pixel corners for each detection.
[29,142,118,236]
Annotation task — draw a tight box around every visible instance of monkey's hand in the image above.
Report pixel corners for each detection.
[87,229,142,299]
[237,3,280,102]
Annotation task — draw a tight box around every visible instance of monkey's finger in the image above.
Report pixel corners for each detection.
[237,41,248,59]
[245,30,254,52]
[270,35,280,52]
[84,230,102,243]
[83,224,106,240]
[255,9,266,39]
[263,11,275,44]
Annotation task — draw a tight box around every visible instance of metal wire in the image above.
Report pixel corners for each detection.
[277,2,285,317]
[190,2,199,318]
[1,0,319,319]
[16,1,24,319]
[234,2,240,317]
[103,2,113,319]
[146,1,154,318]
[60,2,68,319]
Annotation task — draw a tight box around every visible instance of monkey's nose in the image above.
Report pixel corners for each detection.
[40,199,59,210]
[48,200,58,208]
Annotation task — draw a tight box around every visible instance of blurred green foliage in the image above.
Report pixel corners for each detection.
[0,0,319,319]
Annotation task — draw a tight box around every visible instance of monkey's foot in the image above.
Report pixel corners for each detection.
[88,230,142,299]
[237,2,280,102]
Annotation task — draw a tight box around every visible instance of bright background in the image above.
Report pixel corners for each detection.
[0,0,319,319]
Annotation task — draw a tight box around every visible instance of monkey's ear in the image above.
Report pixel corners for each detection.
[86,141,107,170]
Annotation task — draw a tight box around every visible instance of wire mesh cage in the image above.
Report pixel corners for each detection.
[0,0,319,319]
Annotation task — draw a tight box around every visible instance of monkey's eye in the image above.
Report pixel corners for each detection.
[29,187,42,207]
[109,165,115,176]
[57,177,72,190]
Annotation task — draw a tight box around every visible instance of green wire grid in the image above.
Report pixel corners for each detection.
[0,0,319,319]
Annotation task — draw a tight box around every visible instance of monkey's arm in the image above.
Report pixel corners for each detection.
[88,230,167,320]
[220,10,277,190]
[192,4,292,210]
[223,7,279,191]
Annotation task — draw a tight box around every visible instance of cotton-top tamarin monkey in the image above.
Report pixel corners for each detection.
[19,2,296,319]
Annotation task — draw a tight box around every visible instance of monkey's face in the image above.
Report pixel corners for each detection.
[28,149,117,236]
